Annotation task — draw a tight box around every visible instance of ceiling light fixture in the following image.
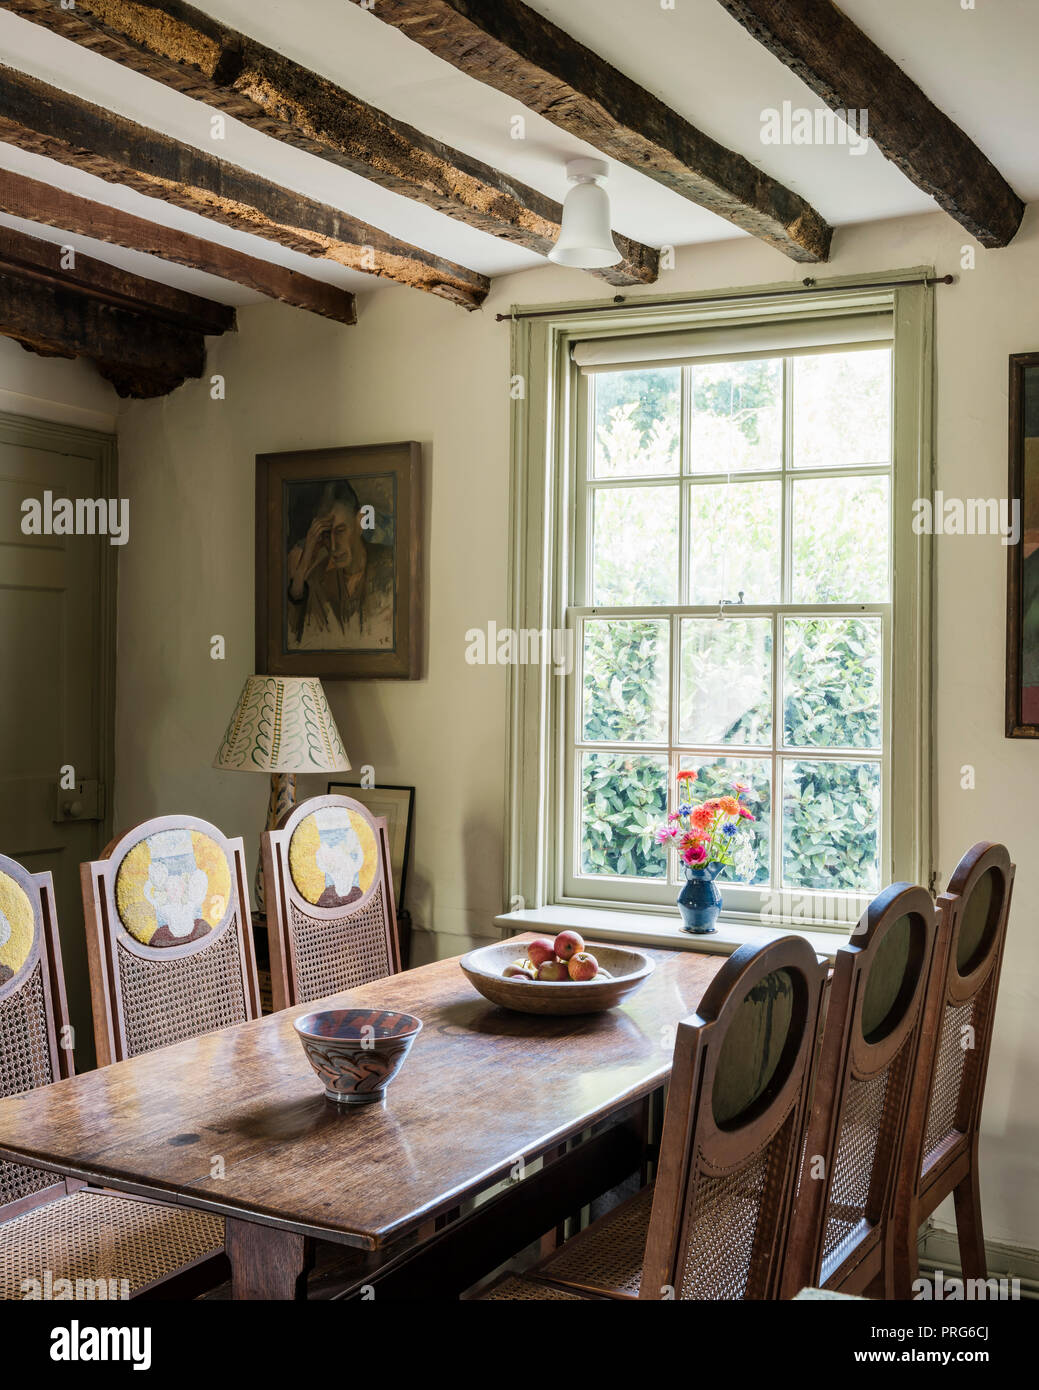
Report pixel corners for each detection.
[548,158,622,269]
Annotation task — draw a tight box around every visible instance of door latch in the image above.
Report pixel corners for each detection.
[53,779,105,823]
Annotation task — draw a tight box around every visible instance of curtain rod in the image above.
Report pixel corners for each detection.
[495,273,954,323]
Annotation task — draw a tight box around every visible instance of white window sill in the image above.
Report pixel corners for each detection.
[493,904,845,962]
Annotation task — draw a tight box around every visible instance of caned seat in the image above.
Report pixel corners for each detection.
[0,850,227,1300]
[892,844,1014,1298]
[535,1183,652,1298]
[81,814,261,1063]
[477,1272,605,1300]
[262,794,400,1011]
[0,1190,223,1300]
[475,1273,602,1300]
[782,882,941,1298]
[477,934,829,1301]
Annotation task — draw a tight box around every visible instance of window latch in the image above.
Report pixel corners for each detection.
[717,591,745,620]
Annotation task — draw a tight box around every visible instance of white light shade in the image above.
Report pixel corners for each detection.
[213,675,351,774]
[548,158,622,269]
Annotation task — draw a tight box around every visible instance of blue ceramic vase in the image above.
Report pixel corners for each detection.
[678,862,723,934]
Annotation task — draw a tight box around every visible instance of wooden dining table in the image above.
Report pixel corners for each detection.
[0,934,725,1299]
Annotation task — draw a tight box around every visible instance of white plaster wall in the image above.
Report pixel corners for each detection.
[0,334,119,432]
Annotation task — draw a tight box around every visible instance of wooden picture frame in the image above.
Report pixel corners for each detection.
[1006,353,1039,736]
[256,442,422,680]
[327,782,415,912]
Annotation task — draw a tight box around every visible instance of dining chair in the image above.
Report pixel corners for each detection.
[82,814,261,1064]
[0,850,225,1300]
[891,843,1014,1298]
[476,933,829,1300]
[261,793,400,1011]
[780,882,940,1298]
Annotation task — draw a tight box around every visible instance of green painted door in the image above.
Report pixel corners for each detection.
[0,411,116,1068]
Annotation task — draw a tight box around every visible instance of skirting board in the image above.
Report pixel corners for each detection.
[918,1220,1039,1300]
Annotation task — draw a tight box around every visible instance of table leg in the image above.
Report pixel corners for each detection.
[225,1217,314,1300]
[538,1142,569,1254]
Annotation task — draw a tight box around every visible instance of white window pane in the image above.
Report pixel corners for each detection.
[678,755,771,886]
[583,619,669,743]
[783,617,883,751]
[793,348,891,468]
[580,751,668,879]
[690,479,781,605]
[691,359,782,473]
[679,617,772,746]
[791,475,889,603]
[594,367,680,477]
[781,759,880,892]
[592,485,679,605]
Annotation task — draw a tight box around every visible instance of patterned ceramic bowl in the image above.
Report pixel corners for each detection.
[294,1007,422,1104]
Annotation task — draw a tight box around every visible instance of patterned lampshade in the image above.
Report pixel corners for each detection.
[213,676,351,774]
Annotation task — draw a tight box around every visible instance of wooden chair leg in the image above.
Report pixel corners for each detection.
[953,1164,987,1283]
[892,1236,920,1299]
[877,1224,903,1300]
[891,1197,921,1300]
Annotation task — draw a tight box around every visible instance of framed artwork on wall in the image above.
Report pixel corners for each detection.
[1006,353,1039,737]
[256,442,422,680]
[327,783,415,912]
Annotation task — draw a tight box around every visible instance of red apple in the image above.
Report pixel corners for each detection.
[568,952,598,982]
[527,938,557,968]
[503,961,536,979]
[537,959,569,982]
[553,930,584,961]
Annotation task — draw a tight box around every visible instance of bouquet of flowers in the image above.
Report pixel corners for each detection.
[654,770,758,873]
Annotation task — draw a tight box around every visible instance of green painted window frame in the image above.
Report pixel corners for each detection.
[504,272,934,935]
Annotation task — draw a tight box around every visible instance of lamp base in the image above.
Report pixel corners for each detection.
[254,772,297,915]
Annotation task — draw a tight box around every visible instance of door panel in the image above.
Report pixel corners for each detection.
[0,413,116,1069]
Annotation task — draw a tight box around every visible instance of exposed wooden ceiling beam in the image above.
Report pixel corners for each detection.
[0,221,233,334]
[0,67,489,309]
[346,0,833,264]
[0,168,357,324]
[714,0,1023,248]
[0,0,659,288]
[0,222,231,395]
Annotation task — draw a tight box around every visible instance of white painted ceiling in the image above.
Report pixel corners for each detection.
[0,0,1035,308]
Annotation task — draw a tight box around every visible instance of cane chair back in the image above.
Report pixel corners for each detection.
[638,934,829,1300]
[0,854,71,1220]
[892,843,1014,1294]
[1,849,227,1300]
[82,815,260,1064]
[784,883,939,1296]
[262,794,400,1011]
[918,844,1012,1193]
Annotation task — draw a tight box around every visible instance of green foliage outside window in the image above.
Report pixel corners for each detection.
[579,355,889,894]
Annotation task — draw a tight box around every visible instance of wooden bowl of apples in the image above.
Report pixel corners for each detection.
[459,931,654,1016]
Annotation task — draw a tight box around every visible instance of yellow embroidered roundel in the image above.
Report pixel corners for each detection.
[115,829,232,947]
[0,871,34,987]
[289,807,377,908]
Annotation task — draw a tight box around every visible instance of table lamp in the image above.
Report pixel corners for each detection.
[213,675,351,913]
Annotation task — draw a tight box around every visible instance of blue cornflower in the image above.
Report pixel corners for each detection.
[721,822,738,837]
[677,802,693,816]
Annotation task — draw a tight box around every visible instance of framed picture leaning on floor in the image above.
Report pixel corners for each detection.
[328,783,415,914]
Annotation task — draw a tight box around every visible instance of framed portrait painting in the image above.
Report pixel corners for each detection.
[1006,353,1039,736]
[256,442,422,679]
